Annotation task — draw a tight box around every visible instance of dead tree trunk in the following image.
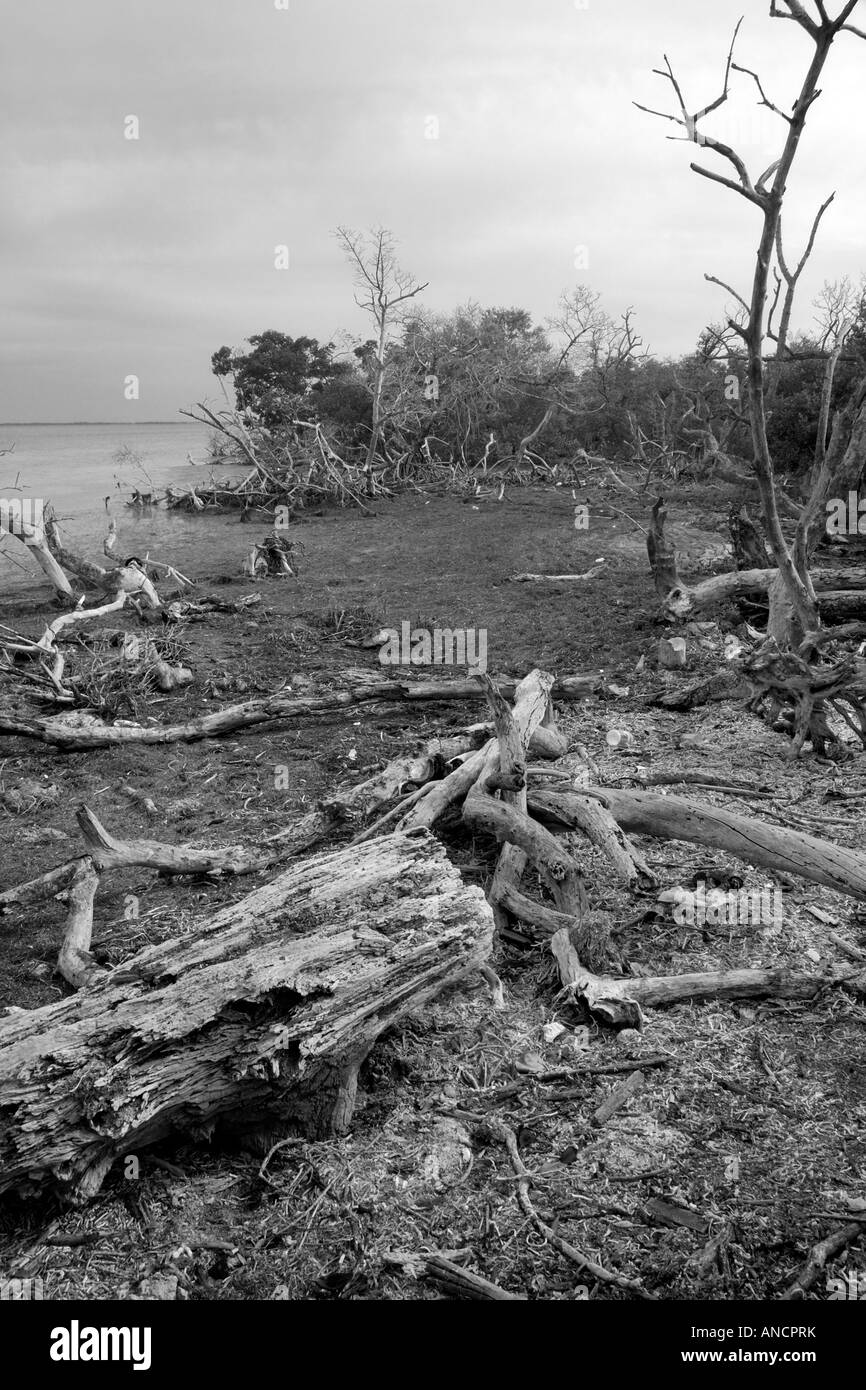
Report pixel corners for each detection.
[0,831,493,1203]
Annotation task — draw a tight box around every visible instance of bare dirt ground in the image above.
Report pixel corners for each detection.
[1,476,864,1301]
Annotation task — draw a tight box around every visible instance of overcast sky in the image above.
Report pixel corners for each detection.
[2,0,865,421]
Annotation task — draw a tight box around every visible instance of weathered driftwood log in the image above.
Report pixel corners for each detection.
[325,735,480,820]
[473,670,558,939]
[1,517,74,598]
[1,594,131,698]
[551,928,866,1029]
[527,789,656,890]
[394,713,568,837]
[45,518,159,606]
[461,673,589,949]
[397,740,499,832]
[0,806,273,921]
[0,673,600,750]
[647,495,866,618]
[510,563,606,584]
[459,719,568,760]
[657,566,866,621]
[529,788,866,901]
[0,831,493,1202]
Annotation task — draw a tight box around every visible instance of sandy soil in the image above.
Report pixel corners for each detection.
[0,476,864,1301]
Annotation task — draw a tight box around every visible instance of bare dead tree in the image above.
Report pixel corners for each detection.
[548,289,647,452]
[811,276,859,473]
[767,193,836,399]
[334,226,428,488]
[637,1,866,648]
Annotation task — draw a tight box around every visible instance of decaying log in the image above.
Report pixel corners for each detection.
[57,859,102,990]
[476,670,557,939]
[462,688,590,963]
[779,1222,865,1301]
[460,719,569,760]
[325,735,479,820]
[1,517,74,598]
[45,517,160,607]
[647,495,866,618]
[0,805,274,924]
[531,788,866,901]
[464,762,587,918]
[0,831,494,1202]
[551,928,866,1029]
[0,673,600,750]
[395,684,569,835]
[76,805,270,876]
[528,788,656,889]
[510,563,606,584]
[397,740,499,832]
[656,566,866,621]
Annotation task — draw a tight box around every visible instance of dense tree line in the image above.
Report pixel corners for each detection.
[209,280,866,480]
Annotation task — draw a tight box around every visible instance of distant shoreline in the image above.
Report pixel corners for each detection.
[0,421,191,427]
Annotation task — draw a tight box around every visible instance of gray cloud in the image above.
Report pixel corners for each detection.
[2,0,864,420]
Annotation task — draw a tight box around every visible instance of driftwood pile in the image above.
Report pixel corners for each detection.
[2,667,865,1204]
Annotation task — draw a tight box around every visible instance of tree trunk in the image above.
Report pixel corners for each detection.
[0,831,493,1202]
[814,341,844,473]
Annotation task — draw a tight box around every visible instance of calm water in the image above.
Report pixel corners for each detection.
[0,422,252,594]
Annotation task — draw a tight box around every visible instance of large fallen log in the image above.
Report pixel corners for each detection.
[664,568,866,617]
[529,787,866,901]
[0,831,493,1202]
[0,673,600,750]
[646,496,866,618]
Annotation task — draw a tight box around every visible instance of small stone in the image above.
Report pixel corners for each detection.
[659,637,687,668]
[724,634,744,660]
[542,1022,566,1043]
[606,728,635,749]
[804,947,821,963]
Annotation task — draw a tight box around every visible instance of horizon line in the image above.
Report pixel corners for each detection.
[0,420,195,427]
